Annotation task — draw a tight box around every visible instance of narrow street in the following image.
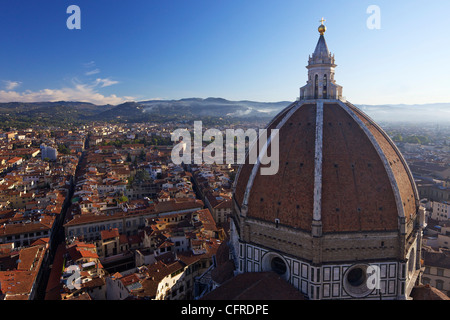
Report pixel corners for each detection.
[33,150,86,300]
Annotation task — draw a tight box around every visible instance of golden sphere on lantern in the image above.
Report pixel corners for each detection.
[318,17,326,35]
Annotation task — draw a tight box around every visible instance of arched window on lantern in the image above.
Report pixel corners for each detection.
[314,74,319,99]
[323,74,328,99]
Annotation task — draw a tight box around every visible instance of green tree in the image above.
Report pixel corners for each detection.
[117,195,129,203]
[58,144,71,155]
[139,150,146,161]
[135,170,150,182]
[392,134,403,143]
[127,176,135,186]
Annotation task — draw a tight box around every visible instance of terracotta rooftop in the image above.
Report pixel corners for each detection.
[101,228,120,240]
[45,244,65,300]
[196,209,219,232]
[134,260,186,299]
[202,272,306,300]
[422,249,450,269]
[64,199,203,227]
[411,284,450,300]
[0,243,47,300]
[0,218,54,237]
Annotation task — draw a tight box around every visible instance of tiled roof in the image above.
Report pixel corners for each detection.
[202,272,306,300]
[196,209,219,232]
[101,228,120,240]
[134,260,185,298]
[0,243,47,300]
[45,244,65,300]
[17,246,44,271]
[234,101,418,233]
[411,284,450,300]
[0,219,54,237]
[64,199,203,227]
[422,249,450,269]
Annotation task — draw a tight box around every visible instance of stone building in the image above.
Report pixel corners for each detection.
[421,247,450,296]
[224,21,426,300]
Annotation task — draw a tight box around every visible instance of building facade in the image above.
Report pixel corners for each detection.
[64,200,203,240]
[431,201,450,221]
[422,248,450,297]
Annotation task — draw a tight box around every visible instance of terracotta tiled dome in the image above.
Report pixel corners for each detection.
[233,100,419,233]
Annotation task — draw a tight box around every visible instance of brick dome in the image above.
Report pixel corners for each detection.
[233,100,419,233]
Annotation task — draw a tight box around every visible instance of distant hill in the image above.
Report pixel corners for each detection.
[137,99,450,123]
[0,99,448,129]
[357,103,450,124]
[0,101,115,129]
[137,97,291,118]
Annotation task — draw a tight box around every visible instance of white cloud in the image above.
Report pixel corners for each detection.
[83,61,96,68]
[94,78,119,88]
[3,80,21,90]
[83,61,101,76]
[85,69,101,76]
[0,82,133,105]
[0,70,131,105]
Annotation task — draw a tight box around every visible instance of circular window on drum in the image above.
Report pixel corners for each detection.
[343,264,375,298]
[271,257,287,276]
[261,252,290,280]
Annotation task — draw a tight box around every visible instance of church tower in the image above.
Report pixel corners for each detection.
[225,20,426,300]
[300,19,343,100]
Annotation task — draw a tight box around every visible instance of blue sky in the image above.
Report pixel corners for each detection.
[0,0,449,105]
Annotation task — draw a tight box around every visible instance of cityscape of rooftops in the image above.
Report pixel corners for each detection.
[0,0,449,313]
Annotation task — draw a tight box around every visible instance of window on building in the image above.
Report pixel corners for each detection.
[347,268,365,287]
[314,74,319,99]
[408,249,415,275]
[271,257,287,276]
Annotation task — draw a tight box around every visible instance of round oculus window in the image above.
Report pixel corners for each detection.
[271,257,287,276]
[343,264,375,298]
[347,267,366,287]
